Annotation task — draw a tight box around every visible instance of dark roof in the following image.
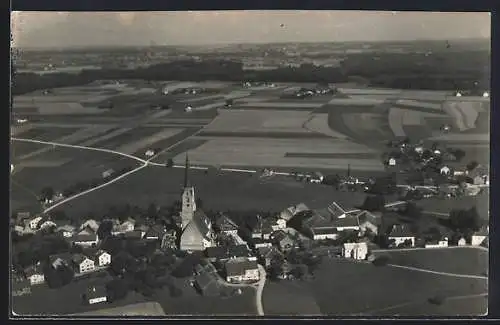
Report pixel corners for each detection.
[145,224,166,237]
[216,215,239,232]
[311,227,339,235]
[72,253,92,265]
[49,253,73,268]
[205,246,228,259]
[228,244,251,258]
[388,225,415,238]
[225,259,258,276]
[24,264,43,277]
[87,285,107,300]
[124,230,144,239]
[71,233,97,242]
[253,237,272,245]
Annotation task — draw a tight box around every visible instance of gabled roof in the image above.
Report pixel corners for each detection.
[145,224,166,237]
[225,259,258,276]
[72,253,93,265]
[24,264,43,277]
[49,253,73,268]
[311,227,338,235]
[72,233,98,242]
[473,226,489,237]
[216,215,239,232]
[355,210,381,226]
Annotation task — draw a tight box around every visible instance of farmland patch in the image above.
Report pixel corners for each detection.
[114,129,184,155]
[328,98,386,106]
[263,281,321,315]
[285,152,379,159]
[337,88,402,96]
[303,113,349,139]
[15,126,81,142]
[238,102,324,109]
[90,127,163,150]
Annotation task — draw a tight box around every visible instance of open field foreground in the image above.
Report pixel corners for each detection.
[262,258,487,316]
[372,247,488,277]
[72,302,167,316]
[54,167,367,219]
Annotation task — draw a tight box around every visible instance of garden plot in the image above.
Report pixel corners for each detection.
[239,102,324,109]
[175,138,384,171]
[114,128,184,155]
[14,126,81,142]
[303,113,350,139]
[203,110,311,133]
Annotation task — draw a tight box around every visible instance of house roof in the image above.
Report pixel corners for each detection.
[388,225,415,238]
[87,285,107,299]
[57,225,75,232]
[25,264,43,277]
[474,226,489,237]
[312,227,339,235]
[72,233,98,242]
[180,210,212,248]
[225,259,259,276]
[280,203,310,221]
[356,210,381,226]
[72,253,92,265]
[49,253,73,268]
[145,224,166,237]
[216,215,239,231]
[80,219,100,232]
[205,246,228,259]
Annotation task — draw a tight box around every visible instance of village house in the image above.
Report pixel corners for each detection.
[56,224,76,238]
[425,237,449,248]
[205,244,252,263]
[161,229,178,250]
[342,242,368,260]
[271,230,298,252]
[71,233,99,248]
[279,203,309,222]
[310,227,338,240]
[458,237,467,246]
[253,237,273,249]
[123,230,144,240]
[49,253,73,270]
[303,202,360,239]
[24,263,45,285]
[28,216,43,230]
[388,157,397,167]
[252,218,275,240]
[215,214,239,235]
[72,254,95,273]
[225,258,260,283]
[38,217,57,231]
[472,226,489,246]
[85,285,107,305]
[144,224,166,240]
[355,210,381,236]
[388,225,416,247]
[94,250,112,267]
[257,246,284,268]
[111,218,136,235]
[79,219,100,233]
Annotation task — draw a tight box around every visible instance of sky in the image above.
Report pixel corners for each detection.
[11,11,491,48]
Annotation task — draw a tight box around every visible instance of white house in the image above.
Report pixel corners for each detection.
[57,225,75,238]
[111,219,136,235]
[472,226,488,246]
[25,263,45,285]
[72,254,95,274]
[440,166,451,176]
[39,219,57,230]
[414,146,424,155]
[342,242,368,260]
[102,169,114,178]
[388,157,397,166]
[388,225,415,247]
[95,251,112,267]
[71,234,99,248]
[425,238,449,248]
[80,219,100,233]
[458,237,467,246]
[225,258,260,283]
[276,219,287,230]
[29,216,43,230]
[86,286,107,305]
[311,227,338,241]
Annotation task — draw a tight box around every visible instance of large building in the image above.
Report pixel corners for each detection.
[179,155,215,252]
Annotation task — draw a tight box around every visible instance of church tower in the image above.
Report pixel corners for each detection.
[180,154,196,230]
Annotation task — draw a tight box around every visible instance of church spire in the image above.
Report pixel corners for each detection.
[183,153,190,188]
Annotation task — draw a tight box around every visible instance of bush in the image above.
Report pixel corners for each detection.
[372,255,391,267]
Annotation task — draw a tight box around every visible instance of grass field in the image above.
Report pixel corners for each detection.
[309,258,487,316]
[73,302,166,316]
[14,126,81,143]
[262,281,322,315]
[417,192,489,221]
[373,247,488,276]
[54,167,367,220]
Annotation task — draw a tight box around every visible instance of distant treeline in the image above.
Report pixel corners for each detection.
[12,51,490,96]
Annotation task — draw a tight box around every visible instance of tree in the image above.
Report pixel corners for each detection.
[147,203,158,219]
[372,255,391,266]
[97,220,113,240]
[166,158,174,168]
[360,195,386,212]
[449,207,481,235]
[402,202,422,220]
[466,161,479,171]
[106,279,129,302]
[40,187,55,201]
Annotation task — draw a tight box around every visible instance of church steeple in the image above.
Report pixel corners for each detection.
[183,153,189,188]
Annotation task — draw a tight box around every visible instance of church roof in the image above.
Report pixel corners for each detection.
[180,210,212,250]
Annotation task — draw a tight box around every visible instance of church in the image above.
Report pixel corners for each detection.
[179,154,215,251]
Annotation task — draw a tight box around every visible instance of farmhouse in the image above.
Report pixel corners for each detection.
[253,237,273,249]
[79,219,100,233]
[425,238,449,248]
[279,203,309,222]
[388,225,416,247]
[388,157,397,166]
[472,226,489,246]
[303,202,359,239]
[71,233,99,247]
[355,210,381,236]
[38,218,57,231]
[24,263,45,285]
[144,224,166,240]
[49,253,73,270]
[252,217,276,240]
[215,214,239,235]
[342,242,368,260]
[29,216,43,230]
[85,285,107,305]
[111,218,136,235]
[440,165,451,176]
[205,244,253,262]
[225,258,260,283]
[271,231,298,252]
[57,224,76,238]
[72,254,95,274]
[94,250,112,267]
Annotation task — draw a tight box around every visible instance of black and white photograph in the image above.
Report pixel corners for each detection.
[10,10,490,317]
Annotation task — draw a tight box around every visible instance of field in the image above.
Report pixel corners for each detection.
[373,247,488,276]
[72,302,166,316]
[417,191,489,221]
[53,167,367,220]
[262,281,322,315]
[298,258,485,316]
